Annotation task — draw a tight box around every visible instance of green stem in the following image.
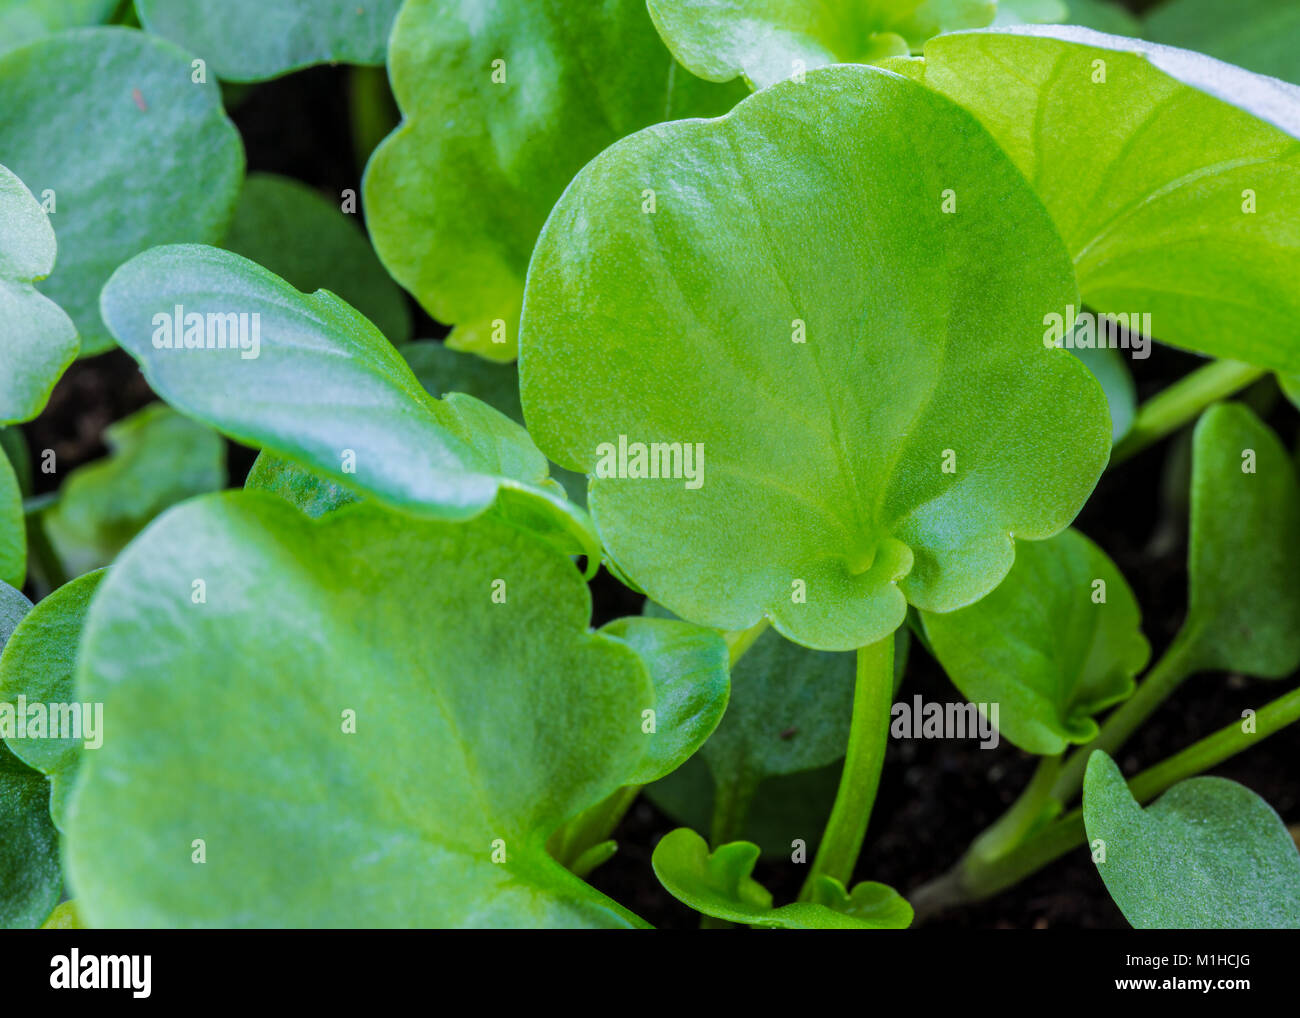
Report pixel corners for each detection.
[1127,682,1300,802]
[709,769,760,848]
[25,511,68,597]
[966,755,1061,865]
[547,784,640,875]
[799,635,894,900]
[1051,628,1201,805]
[912,681,1300,919]
[723,618,770,666]
[1110,360,1265,466]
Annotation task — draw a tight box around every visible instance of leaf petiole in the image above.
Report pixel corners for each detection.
[912,680,1300,919]
[798,634,894,900]
[1110,360,1265,466]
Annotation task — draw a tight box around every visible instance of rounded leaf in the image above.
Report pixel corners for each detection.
[917,26,1300,374]
[0,162,77,425]
[521,65,1110,650]
[0,28,244,355]
[100,244,598,564]
[1084,751,1300,929]
[1183,403,1300,675]
[67,493,671,928]
[0,569,105,829]
[362,0,745,359]
[922,528,1149,754]
[135,0,403,82]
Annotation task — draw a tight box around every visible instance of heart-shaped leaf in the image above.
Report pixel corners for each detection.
[0,445,22,589]
[0,162,77,425]
[135,0,403,82]
[0,27,244,355]
[0,1,117,56]
[67,492,727,927]
[520,64,1110,651]
[651,827,912,928]
[921,529,1149,754]
[0,569,104,829]
[99,244,599,566]
[362,0,745,360]
[916,26,1300,374]
[1083,751,1300,928]
[0,580,60,929]
[647,0,995,90]
[1146,0,1300,86]
[42,405,225,579]
[1179,403,1300,675]
[223,173,412,346]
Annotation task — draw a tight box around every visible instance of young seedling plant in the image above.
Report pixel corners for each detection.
[1,0,1299,930]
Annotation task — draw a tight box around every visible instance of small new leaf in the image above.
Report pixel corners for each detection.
[1083,751,1300,929]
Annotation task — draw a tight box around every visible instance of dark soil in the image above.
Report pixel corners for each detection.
[25,19,1300,929]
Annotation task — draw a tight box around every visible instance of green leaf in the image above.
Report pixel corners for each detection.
[43,405,225,578]
[65,492,722,927]
[1072,344,1136,442]
[0,162,77,425]
[1180,403,1300,675]
[520,65,1109,651]
[0,581,60,929]
[1064,0,1141,36]
[993,0,1067,26]
[363,0,745,360]
[651,827,911,928]
[135,0,403,82]
[597,617,730,785]
[100,244,599,567]
[0,569,105,829]
[0,445,22,589]
[0,27,244,355]
[402,340,586,505]
[647,0,995,90]
[0,578,29,645]
[244,451,359,519]
[40,901,83,929]
[223,173,411,346]
[1083,751,1300,928]
[1146,0,1300,86]
[0,0,117,56]
[921,529,1149,754]
[916,26,1300,374]
[0,429,30,498]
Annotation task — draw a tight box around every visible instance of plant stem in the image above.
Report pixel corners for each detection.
[547,784,640,875]
[709,769,759,848]
[1050,628,1201,805]
[911,682,1300,920]
[24,511,67,598]
[1110,360,1265,466]
[798,635,894,900]
[723,618,770,666]
[966,755,1061,865]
